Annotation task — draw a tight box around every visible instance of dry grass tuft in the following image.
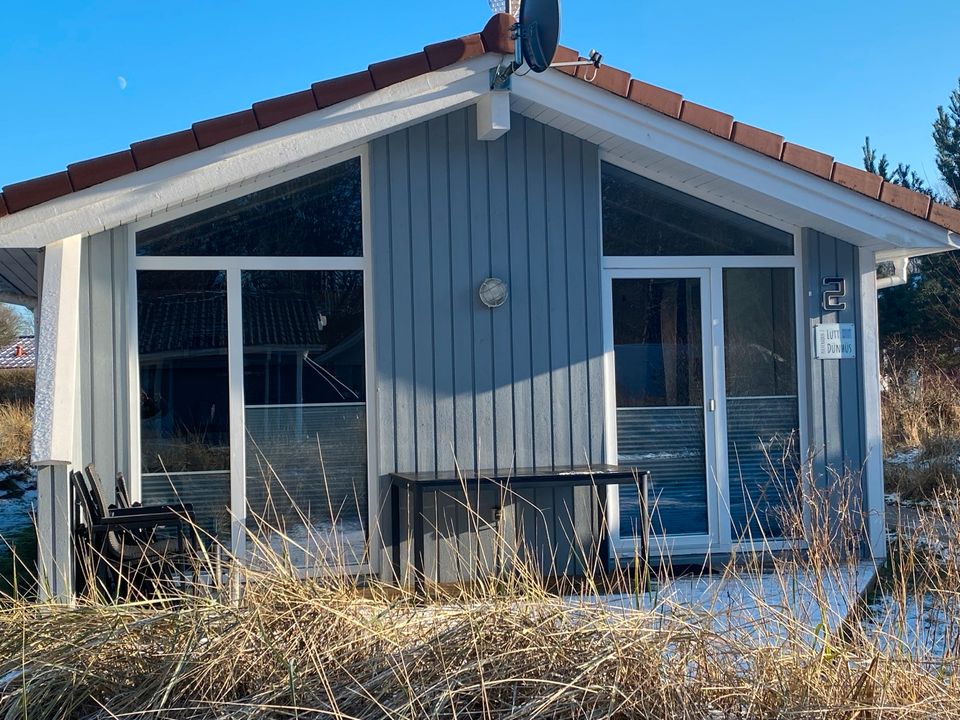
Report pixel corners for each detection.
[1,469,960,718]
[0,402,32,464]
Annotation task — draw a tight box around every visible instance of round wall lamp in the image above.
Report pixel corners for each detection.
[478,277,509,308]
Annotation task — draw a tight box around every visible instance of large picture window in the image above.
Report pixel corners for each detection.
[134,157,369,566]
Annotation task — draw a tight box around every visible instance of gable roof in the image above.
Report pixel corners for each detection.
[0,336,34,370]
[1,13,958,238]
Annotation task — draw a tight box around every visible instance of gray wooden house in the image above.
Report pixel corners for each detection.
[0,14,957,599]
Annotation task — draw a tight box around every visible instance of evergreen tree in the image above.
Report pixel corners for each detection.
[864,79,960,357]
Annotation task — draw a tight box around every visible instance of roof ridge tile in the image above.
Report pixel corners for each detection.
[627,79,682,118]
[369,52,431,90]
[252,89,319,129]
[731,122,783,159]
[67,150,138,191]
[194,109,260,149]
[929,202,960,234]
[880,181,933,219]
[830,162,883,199]
[679,101,734,139]
[131,129,199,170]
[781,142,833,179]
[424,33,486,70]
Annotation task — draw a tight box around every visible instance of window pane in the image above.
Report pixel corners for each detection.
[723,268,797,397]
[136,158,362,257]
[242,270,367,565]
[613,278,708,537]
[137,270,230,537]
[722,267,800,539]
[602,162,793,256]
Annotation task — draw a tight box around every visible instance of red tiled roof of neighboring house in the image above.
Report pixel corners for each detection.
[1,14,959,236]
[0,336,34,370]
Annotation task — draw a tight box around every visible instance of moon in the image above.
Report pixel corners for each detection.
[117,75,127,91]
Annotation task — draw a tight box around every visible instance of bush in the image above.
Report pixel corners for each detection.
[0,368,34,405]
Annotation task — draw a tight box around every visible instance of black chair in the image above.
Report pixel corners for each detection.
[71,465,199,599]
[115,470,133,510]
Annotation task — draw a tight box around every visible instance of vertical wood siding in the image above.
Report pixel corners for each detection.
[76,228,130,501]
[371,109,605,581]
[802,229,867,509]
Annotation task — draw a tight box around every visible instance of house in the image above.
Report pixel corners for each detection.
[1,14,957,600]
[0,336,34,371]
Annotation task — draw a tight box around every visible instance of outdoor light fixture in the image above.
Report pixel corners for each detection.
[478,277,508,308]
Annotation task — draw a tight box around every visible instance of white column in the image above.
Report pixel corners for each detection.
[858,246,886,560]
[31,234,83,601]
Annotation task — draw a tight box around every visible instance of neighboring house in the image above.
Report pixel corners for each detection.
[0,336,34,370]
[0,14,957,600]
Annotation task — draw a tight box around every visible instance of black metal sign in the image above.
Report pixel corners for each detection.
[822,276,847,311]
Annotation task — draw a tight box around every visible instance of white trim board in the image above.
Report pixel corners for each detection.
[511,70,956,254]
[0,55,500,249]
[2,55,956,257]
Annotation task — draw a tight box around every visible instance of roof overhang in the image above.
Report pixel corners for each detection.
[0,54,500,250]
[0,51,955,261]
[510,69,957,255]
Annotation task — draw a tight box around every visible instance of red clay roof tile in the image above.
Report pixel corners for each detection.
[880,181,933,218]
[252,90,318,129]
[480,13,515,54]
[551,46,579,76]
[131,129,199,170]
[830,162,883,199]
[0,13,956,238]
[2,172,74,213]
[425,33,486,70]
[369,52,431,90]
[576,63,630,96]
[679,101,733,139]
[193,110,259,149]
[930,202,960,234]
[627,80,682,118]
[313,71,375,109]
[731,122,783,159]
[781,142,833,179]
[67,150,137,191]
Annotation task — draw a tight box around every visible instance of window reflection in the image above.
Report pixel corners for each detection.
[136,159,362,257]
[602,162,793,256]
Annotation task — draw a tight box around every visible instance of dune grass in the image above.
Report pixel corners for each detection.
[0,470,959,718]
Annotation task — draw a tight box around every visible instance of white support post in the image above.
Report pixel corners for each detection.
[476,91,511,141]
[859,246,886,560]
[31,234,82,601]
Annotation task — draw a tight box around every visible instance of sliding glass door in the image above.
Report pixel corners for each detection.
[605,266,802,554]
[609,270,718,549]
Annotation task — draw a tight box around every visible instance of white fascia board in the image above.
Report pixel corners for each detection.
[31,234,81,465]
[513,71,957,253]
[0,55,500,249]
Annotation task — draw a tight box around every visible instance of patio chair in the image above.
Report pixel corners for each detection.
[115,470,133,509]
[71,466,200,599]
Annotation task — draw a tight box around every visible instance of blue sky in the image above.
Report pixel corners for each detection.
[1,1,958,194]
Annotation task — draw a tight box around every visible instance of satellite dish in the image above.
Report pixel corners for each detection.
[518,0,560,73]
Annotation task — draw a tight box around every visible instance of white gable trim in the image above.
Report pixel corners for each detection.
[2,54,956,254]
[512,70,957,253]
[0,55,500,249]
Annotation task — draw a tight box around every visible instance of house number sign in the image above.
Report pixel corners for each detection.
[822,276,847,311]
[814,323,856,359]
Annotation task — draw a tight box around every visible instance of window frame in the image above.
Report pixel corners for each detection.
[125,146,378,575]
[599,154,809,556]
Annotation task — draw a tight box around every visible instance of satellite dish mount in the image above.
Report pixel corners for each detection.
[490,0,602,90]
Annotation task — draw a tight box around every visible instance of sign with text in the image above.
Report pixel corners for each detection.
[814,323,856,359]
